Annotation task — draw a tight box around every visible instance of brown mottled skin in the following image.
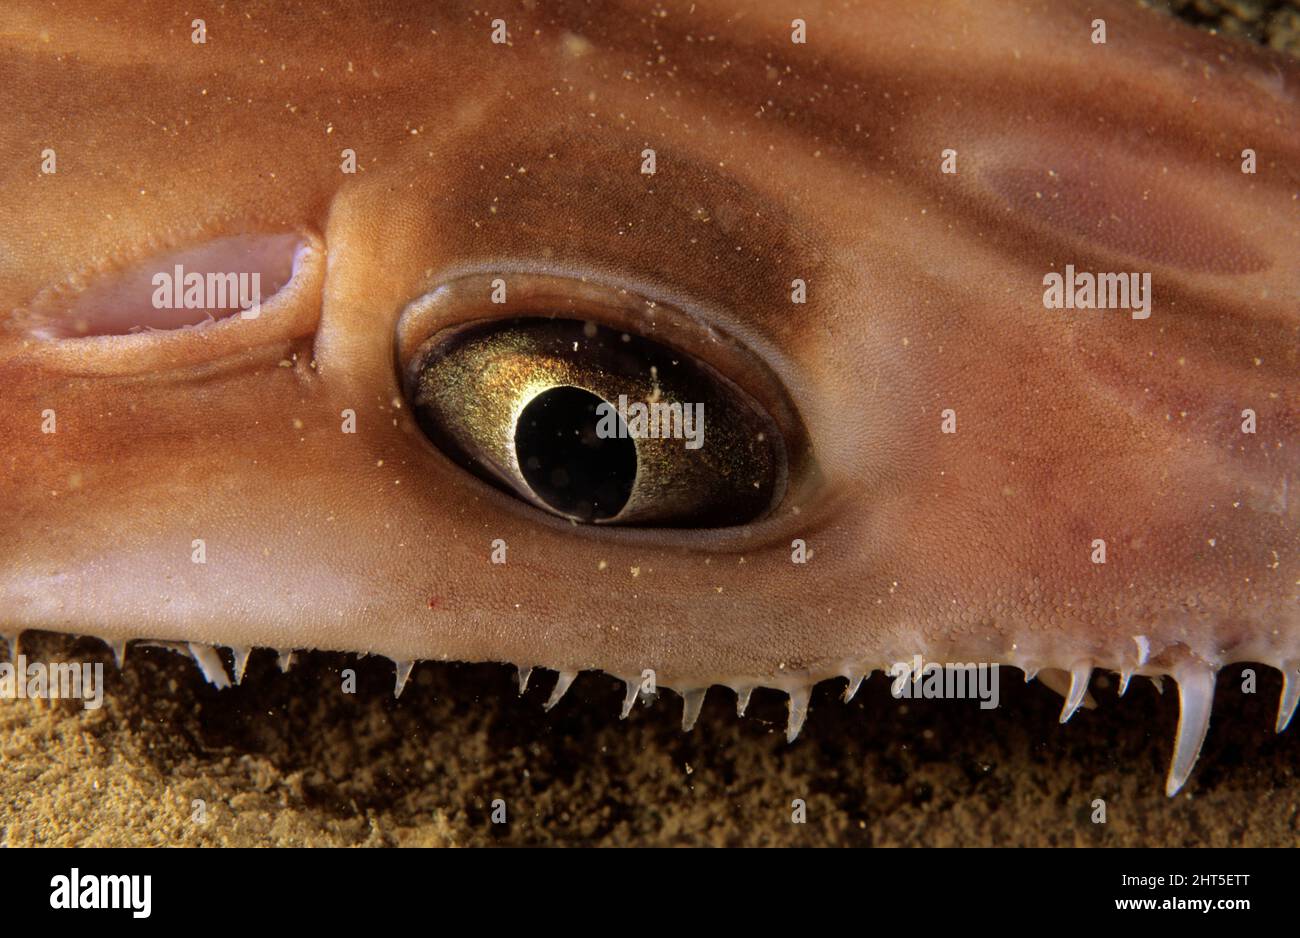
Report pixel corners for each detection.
[0,1,1295,792]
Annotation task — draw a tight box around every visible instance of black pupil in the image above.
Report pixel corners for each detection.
[514,387,636,521]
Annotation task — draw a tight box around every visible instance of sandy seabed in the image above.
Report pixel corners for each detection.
[1,631,1297,846]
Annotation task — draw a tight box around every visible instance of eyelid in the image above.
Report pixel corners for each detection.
[3,229,325,377]
[394,272,705,364]
[397,271,807,448]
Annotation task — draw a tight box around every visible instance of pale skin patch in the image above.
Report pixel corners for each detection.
[0,0,1295,796]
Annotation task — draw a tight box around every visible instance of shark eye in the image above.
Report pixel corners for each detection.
[404,317,785,527]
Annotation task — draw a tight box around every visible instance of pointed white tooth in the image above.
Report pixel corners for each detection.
[1166,663,1216,797]
[734,685,753,717]
[392,659,414,698]
[544,670,577,711]
[1150,675,1164,695]
[680,687,707,731]
[842,671,866,703]
[1134,635,1151,667]
[1059,663,1093,724]
[620,678,639,719]
[516,665,533,695]
[188,643,231,690]
[1276,661,1299,734]
[1023,666,1039,683]
[785,686,811,742]
[276,649,295,673]
[1117,669,1132,697]
[230,647,251,685]
[107,639,128,670]
[1038,667,1095,709]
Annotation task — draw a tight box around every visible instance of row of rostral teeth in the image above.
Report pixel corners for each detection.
[4,632,1293,800]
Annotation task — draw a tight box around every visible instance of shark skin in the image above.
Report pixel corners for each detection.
[0,1,1296,796]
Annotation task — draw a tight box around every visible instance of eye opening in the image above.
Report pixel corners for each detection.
[396,273,814,531]
[406,316,787,527]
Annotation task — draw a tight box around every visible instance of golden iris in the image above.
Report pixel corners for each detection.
[406,318,784,527]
